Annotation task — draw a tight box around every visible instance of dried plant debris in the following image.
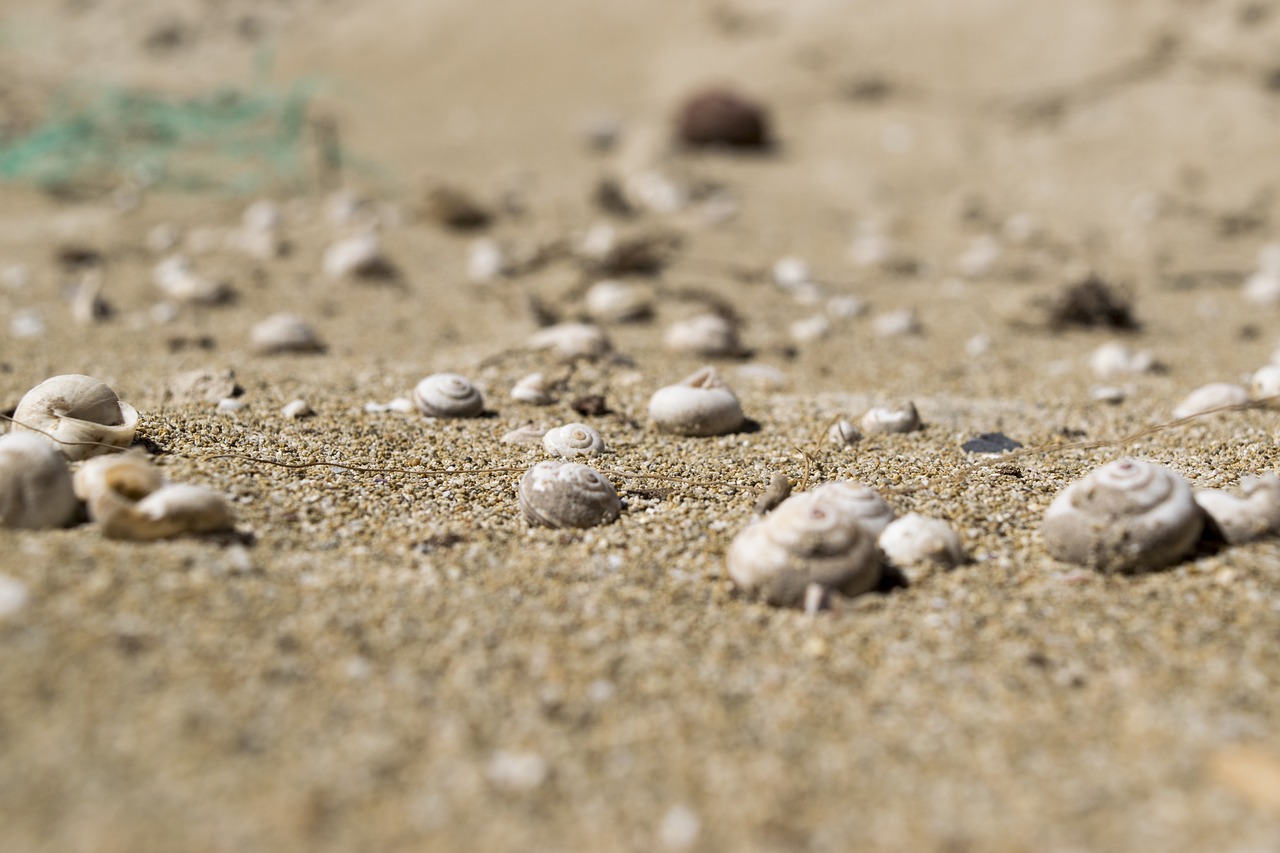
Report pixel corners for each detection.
[1044,274,1139,331]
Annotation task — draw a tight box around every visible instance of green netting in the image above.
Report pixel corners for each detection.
[0,76,331,195]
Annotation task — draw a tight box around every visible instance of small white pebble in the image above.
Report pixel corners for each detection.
[873,308,921,337]
[388,396,416,414]
[10,310,43,338]
[216,397,246,413]
[0,575,29,619]
[1090,385,1127,404]
[282,399,314,419]
[772,256,811,289]
[467,238,507,283]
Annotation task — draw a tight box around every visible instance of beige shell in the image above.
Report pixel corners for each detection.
[1090,341,1157,379]
[1194,474,1280,545]
[827,419,862,446]
[518,461,620,529]
[726,489,882,607]
[0,433,79,529]
[542,422,606,458]
[74,452,233,540]
[152,256,231,304]
[412,374,484,418]
[809,481,896,537]
[663,313,741,357]
[878,513,964,568]
[1173,382,1248,419]
[585,280,654,324]
[860,401,921,435]
[10,374,139,461]
[510,373,555,406]
[322,233,389,279]
[1249,365,1280,401]
[648,366,745,437]
[250,313,324,354]
[1041,458,1202,573]
[528,323,612,361]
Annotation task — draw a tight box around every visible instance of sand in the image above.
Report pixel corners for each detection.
[3,1,1280,850]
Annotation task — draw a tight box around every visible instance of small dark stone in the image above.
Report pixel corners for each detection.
[962,432,1023,454]
[676,88,771,149]
[571,395,610,417]
[422,185,491,230]
[1046,274,1139,331]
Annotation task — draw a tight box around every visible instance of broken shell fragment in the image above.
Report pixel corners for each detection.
[860,401,921,435]
[0,434,79,529]
[1041,458,1202,573]
[878,513,964,569]
[73,452,233,540]
[648,366,745,436]
[412,374,485,418]
[518,460,620,529]
[1173,382,1248,419]
[1194,474,1280,545]
[542,422,606,458]
[10,374,139,461]
[250,313,325,354]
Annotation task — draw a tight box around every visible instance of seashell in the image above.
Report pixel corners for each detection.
[809,481,896,537]
[1041,458,1203,573]
[467,238,508,283]
[412,374,484,418]
[772,257,811,289]
[648,366,745,437]
[1194,474,1280,545]
[1249,365,1280,401]
[860,401,921,435]
[0,434,79,529]
[528,322,612,361]
[1091,385,1127,404]
[873,308,921,337]
[1243,271,1280,305]
[322,233,393,279]
[1090,341,1157,378]
[11,374,139,461]
[878,513,964,569]
[74,452,233,540]
[282,399,314,419]
[585,280,653,324]
[510,373,555,406]
[542,422,606,458]
[828,420,862,446]
[250,313,325,355]
[501,424,546,445]
[789,314,830,343]
[70,271,110,325]
[664,313,741,357]
[518,460,620,529]
[1173,382,1248,419]
[152,256,231,304]
[726,490,882,607]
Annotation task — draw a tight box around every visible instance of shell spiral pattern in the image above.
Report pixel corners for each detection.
[1041,458,1202,573]
[412,373,485,418]
[809,481,896,536]
[519,461,621,529]
[11,374,139,461]
[542,423,606,458]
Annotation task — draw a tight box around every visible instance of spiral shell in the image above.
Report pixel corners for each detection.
[1041,458,1202,573]
[726,490,882,607]
[542,422,606,458]
[0,434,79,530]
[648,366,745,437]
[663,313,741,357]
[518,461,621,529]
[412,374,485,418]
[809,481,896,537]
[860,401,921,435]
[878,513,964,569]
[10,374,139,461]
[1194,474,1280,545]
[74,452,233,540]
[250,313,325,354]
[827,420,861,446]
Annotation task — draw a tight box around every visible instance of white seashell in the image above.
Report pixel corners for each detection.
[250,313,324,354]
[510,373,555,406]
[1090,341,1156,378]
[518,460,620,529]
[501,424,546,445]
[648,366,745,437]
[216,397,246,414]
[1041,458,1203,573]
[809,481,896,537]
[873,308,921,337]
[282,399,314,419]
[772,256,811,289]
[878,513,964,568]
[467,238,508,282]
[1090,385,1127,404]
[860,401,921,435]
[528,322,612,361]
[1173,382,1248,419]
[585,280,653,323]
[152,256,230,304]
[322,233,389,279]
[1194,474,1280,545]
[726,489,882,607]
[828,420,862,446]
[1249,365,1280,401]
[0,434,79,529]
[0,574,28,619]
[10,309,44,338]
[1243,271,1280,305]
[11,374,139,461]
[412,374,484,418]
[789,314,830,343]
[542,422,606,458]
[74,452,233,540]
[663,313,741,357]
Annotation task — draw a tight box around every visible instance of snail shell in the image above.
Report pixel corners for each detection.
[726,490,882,607]
[518,461,621,529]
[663,313,741,357]
[1041,458,1203,573]
[1173,382,1247,419]
[828,420,862,447]
[873,308,921,337]
[528,322,612,361]
[1090,341,1157,378]
[878,513,964,569]
[152,256,231,304]
[809,481,896,537]
[412,374,484,418]
[0,434,79,530]
[860,401,921,435]
[11,374,139,461]
[585,280,654,324]
[1249,365,1280,401]
[510,373,555,406]
[648,366,745,437]
[322,233,391,279]
[542,422,606,458]
[1194,474,1280,545]
[74,453,233,540]
[250,313,325,354]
